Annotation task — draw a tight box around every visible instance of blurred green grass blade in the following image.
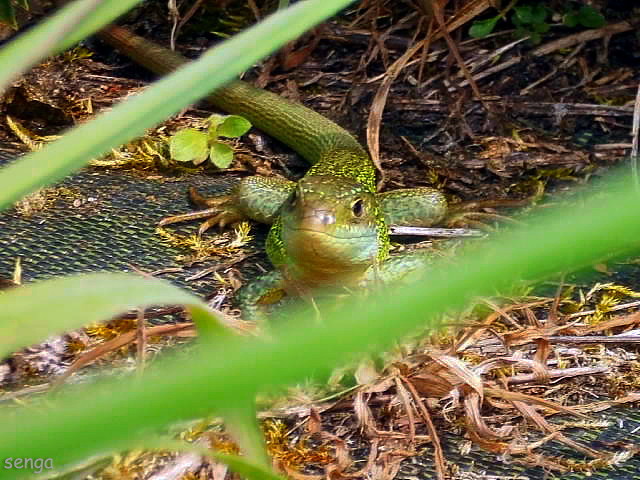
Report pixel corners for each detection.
[1,172,639,476]
[222,400,270,468]
[0,0,142,90]
[0,0,356,212]
[0,273,220,358]
[54,1,141,50]
[190,303,235,343]
[142,440,284,480]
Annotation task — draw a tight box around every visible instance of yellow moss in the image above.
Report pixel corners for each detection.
[86,318,137,340]
[581,283,640,325]
[65,336,89,355]
[13,187,78,217]
[262,419,332,469]
[5,115,59,151]
[60,46,94,62]
[156,222,252,263]
[70,97,94,118]
[90,135,173,171]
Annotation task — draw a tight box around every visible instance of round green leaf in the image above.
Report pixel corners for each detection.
[563,13,579,28]
[577,6,605,28]
[218,115,252,138]
[208,113,227,128]
[210,141,234,168]
[169,128,209,163]
[529,5,548,25]
[514,5,533,23]
[469,16,499,38]
[207,122,219,142]
[207,113,226,141]
[515,5,547,25]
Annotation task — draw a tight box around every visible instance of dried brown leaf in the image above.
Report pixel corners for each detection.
[431,351,484,400]
[353,391,378,437]
[485,387,588,418]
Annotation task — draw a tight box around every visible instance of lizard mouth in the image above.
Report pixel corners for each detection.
[281,225,379,271]
[288,226,377,241]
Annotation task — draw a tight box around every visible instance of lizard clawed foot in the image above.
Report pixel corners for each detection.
[158,187,244,235]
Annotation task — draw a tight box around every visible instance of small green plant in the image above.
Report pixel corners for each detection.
[563,5,606,28]
[169,114,252,168]
[468,15,501,39]
[469,2,605,44]
[511,4,550,44]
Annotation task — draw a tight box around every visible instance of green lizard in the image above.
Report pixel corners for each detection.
[99,25,448,312]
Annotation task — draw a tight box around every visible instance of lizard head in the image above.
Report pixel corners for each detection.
[278,175,386,286]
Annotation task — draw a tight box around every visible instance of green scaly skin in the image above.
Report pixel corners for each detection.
[99,25,448,312]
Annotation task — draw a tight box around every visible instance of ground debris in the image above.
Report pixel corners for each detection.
[2,1,640,478]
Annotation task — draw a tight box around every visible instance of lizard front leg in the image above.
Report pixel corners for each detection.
[372,187,449,287]
[159,176,295,234]
[234,269,290,321]
[378,187,448,227]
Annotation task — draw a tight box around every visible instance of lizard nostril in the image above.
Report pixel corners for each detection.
[319,213,335,225]
[313,210,335,225]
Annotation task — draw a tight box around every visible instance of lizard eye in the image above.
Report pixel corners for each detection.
[351,198,364,217]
